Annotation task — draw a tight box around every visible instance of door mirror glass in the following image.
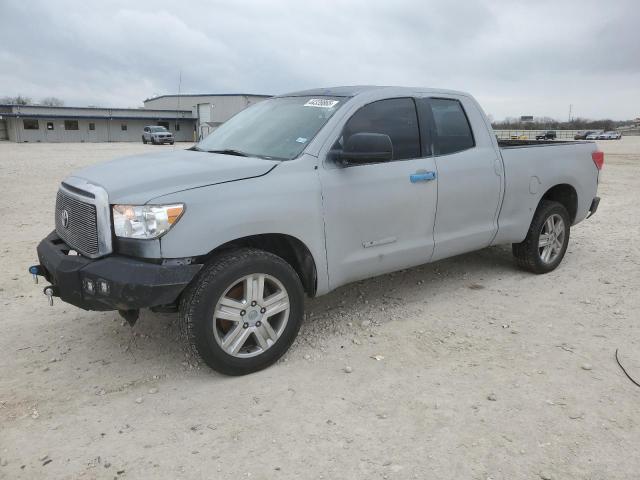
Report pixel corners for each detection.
[334,132,393,165]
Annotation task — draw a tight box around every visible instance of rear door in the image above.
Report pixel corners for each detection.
[417,96,503,261]
[319,97,438,289]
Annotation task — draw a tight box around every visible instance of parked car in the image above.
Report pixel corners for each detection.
[142,126,174,145]
[599,131,621,140]
[586,132,602,140]
[535,131,556,141]
[31,86,603,375]
[574,130,596,140]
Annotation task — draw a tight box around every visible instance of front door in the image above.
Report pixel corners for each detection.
[319,97,438,289]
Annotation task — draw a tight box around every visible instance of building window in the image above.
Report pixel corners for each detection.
[157,121,169,129]
[121,124,127,131]
[89,123,95,131]
[23,119,39,130]
[64,120,79,130]
[47,122,54,130]
[175,123,180,131]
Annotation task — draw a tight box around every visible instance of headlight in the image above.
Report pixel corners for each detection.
[112,204,184,239]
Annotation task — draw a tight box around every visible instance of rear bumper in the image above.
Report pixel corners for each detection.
[587,196,600,219]
[35,231,201,311]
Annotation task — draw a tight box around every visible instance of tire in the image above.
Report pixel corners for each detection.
[151,137,157,145]
[512,200,570,274]
[180,248,305,375]
[142,136,147,144]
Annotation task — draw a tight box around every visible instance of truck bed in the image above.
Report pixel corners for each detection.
[492,139,599,246]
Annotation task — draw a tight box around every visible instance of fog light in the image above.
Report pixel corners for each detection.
[97,280,110,295]
[84,279,95,295]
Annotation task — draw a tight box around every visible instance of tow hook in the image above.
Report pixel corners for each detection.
[29,265,44,284]
[43,286,58,306]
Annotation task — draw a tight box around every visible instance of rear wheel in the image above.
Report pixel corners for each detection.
[142,136,147,144]
[512,200,570,274]
[180,248,304,375]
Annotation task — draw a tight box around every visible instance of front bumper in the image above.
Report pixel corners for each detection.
[35,231,201,311]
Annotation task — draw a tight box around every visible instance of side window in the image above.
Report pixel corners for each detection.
[340,98,421,161]
[429,98,474,156]
[23,119,39,130]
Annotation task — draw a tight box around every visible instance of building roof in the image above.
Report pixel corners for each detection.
[0,103,192,113]
[0,103,195,121]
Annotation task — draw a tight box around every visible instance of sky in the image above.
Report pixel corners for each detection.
[1,0,638,120]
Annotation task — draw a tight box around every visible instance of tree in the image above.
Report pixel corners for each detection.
[40,96,64,107]
[0,95,32,105]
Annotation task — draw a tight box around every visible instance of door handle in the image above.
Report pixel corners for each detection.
[409,171,437,183]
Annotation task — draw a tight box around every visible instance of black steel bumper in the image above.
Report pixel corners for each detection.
[35,231,201,311]
[587,196,600,219]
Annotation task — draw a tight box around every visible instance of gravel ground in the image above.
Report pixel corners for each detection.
[1,139,639,479]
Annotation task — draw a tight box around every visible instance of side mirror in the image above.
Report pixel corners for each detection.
[334,132,393,165]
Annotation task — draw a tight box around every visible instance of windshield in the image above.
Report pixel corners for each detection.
[195,96,345,160]
[150,126,167,132]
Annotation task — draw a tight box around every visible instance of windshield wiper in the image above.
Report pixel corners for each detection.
[206,149,249,157]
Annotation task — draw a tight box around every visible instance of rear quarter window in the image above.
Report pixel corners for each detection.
[429,98,475,156]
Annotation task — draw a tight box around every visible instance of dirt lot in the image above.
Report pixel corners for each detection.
[1,139,639,479]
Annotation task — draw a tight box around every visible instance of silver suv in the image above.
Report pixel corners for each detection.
[142,125,174,145]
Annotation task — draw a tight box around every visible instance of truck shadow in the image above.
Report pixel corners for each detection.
[91,244,518,375]
[305,244,516,316]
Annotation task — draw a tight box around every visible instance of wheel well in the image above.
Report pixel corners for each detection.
[205,234,317,297]
[540,184,578,223]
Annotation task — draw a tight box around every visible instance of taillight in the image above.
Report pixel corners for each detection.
[592,151,604,170]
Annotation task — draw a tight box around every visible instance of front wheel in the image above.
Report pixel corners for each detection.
[512,200,570,274]
[180,248,304,375]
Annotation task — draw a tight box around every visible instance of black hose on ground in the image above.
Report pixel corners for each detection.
[615,348,640,389]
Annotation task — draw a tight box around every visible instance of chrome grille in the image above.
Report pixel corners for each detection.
[55,189,99,256]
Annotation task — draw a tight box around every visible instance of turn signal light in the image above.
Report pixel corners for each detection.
[592,151,604,170]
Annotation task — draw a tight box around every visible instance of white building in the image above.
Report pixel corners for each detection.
[0,104,195,143]
[143,94,270,139]
[0,93,270,143]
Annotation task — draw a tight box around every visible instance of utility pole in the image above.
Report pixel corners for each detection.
[568,104,572,122]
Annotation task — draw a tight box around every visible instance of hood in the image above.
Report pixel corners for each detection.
[72,149,278,204]
[152,131,172,135]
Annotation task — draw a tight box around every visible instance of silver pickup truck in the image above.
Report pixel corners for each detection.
[31,86,602,375]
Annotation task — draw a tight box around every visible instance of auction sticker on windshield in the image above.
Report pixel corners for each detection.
[304,98,339,108]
